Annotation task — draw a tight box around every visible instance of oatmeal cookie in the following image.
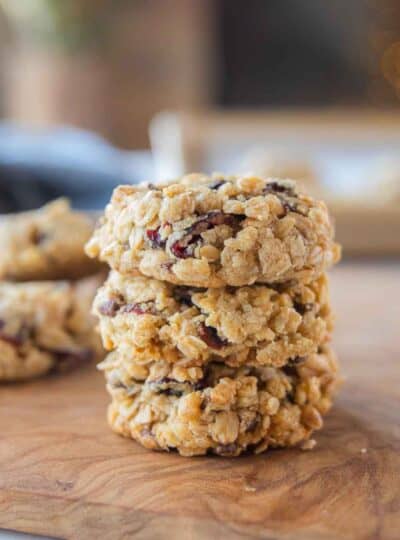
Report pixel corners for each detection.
[0,198,102,281]
[0,275,104,381]
[86,174,340,287]
[103,345,339,456]
[94,271,332,370]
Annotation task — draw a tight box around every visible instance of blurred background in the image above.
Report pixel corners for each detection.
[0,0,399,253]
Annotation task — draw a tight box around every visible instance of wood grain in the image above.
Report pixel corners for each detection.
[0,262,399,540]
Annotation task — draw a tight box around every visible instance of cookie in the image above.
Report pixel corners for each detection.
[0,198,102,281]
[86,174,340,288]
[103,345,339,456]
[0,275,104,381]
[94,271,332,372]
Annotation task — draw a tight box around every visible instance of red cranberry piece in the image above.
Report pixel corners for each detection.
[170,212,242,259]
[245,415,260,433]
[208,180,226,190]
[173,287,193,306]
[31,228,47,245]
[214,443,238,456]
[47,347,93,373]
[189,211,238,235]
[161,261,174,271]
[149,377,203,397]
[121,302,154,315]
[282,356,305,377]
[52,347,93,363]
[146,227,166,248]
[282,200,301,214]
[197,322,227,349]
[193,378,207,391]
[0,322,30,347]
[263,182,307,216]
[170,240,193,259]
[263,181,295,195]
[206,211,232,226]
[293,301,313,315]
[98,299,120,317]
[140,427,155,440]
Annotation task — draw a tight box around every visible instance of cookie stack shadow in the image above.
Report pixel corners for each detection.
[86,174,341,456]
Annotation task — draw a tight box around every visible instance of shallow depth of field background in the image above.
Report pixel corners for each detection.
[1,1,399,148]
[0,0,399,243]
[0,5,400,540]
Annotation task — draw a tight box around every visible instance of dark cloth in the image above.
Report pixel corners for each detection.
[0,124,152,212]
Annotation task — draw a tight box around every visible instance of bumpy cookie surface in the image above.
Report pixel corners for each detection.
[0,198,101,281]
[0,276,103,381]
[86,174,340,287]
[103,345,339,456]
[94,271,332,374]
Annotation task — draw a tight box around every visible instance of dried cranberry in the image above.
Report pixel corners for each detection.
[164,388,183,397]
[161,261,174,271]
[52,347,93,363]
[214,443,238,456]
[269,280,297,294]
[263,181,308,216]
[290,356,305,365]
[170,212,242,259]
[281,200,301,214]
[149,376,205,396]
[293,301,313,315]
[121,302,154,315]
[198,322,227,349]
[140,427,155,440]
[149,377,187,397]
[263,181,295,196]
[111,380,127,390]
[170,241,193,259]
[173,287,193,306]
[152,376,174,385]
[282,356,305,377]
[0,322,30,347]
[146,227,165,249]
[200,211,239,229]
[47,346,93,372]
[193,378,207,391]
[245,415,260,433]
[31,228,47,245]
[208,180,226,190]
[98,299,120,317]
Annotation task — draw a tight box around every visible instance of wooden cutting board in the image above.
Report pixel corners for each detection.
[0,263,399,540]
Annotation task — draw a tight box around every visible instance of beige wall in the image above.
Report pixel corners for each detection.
[2,0,215,148]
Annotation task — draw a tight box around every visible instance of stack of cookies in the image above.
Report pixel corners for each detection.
[0,199,104,381]
[87,174,341,456]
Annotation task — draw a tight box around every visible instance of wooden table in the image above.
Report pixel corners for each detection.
[0,262,399,540]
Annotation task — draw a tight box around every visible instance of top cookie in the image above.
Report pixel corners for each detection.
[86,174,341,288]
[0,198,102,281]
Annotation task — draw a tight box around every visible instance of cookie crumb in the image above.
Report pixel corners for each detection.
[360,448,367,454]
[301,438,317,450]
